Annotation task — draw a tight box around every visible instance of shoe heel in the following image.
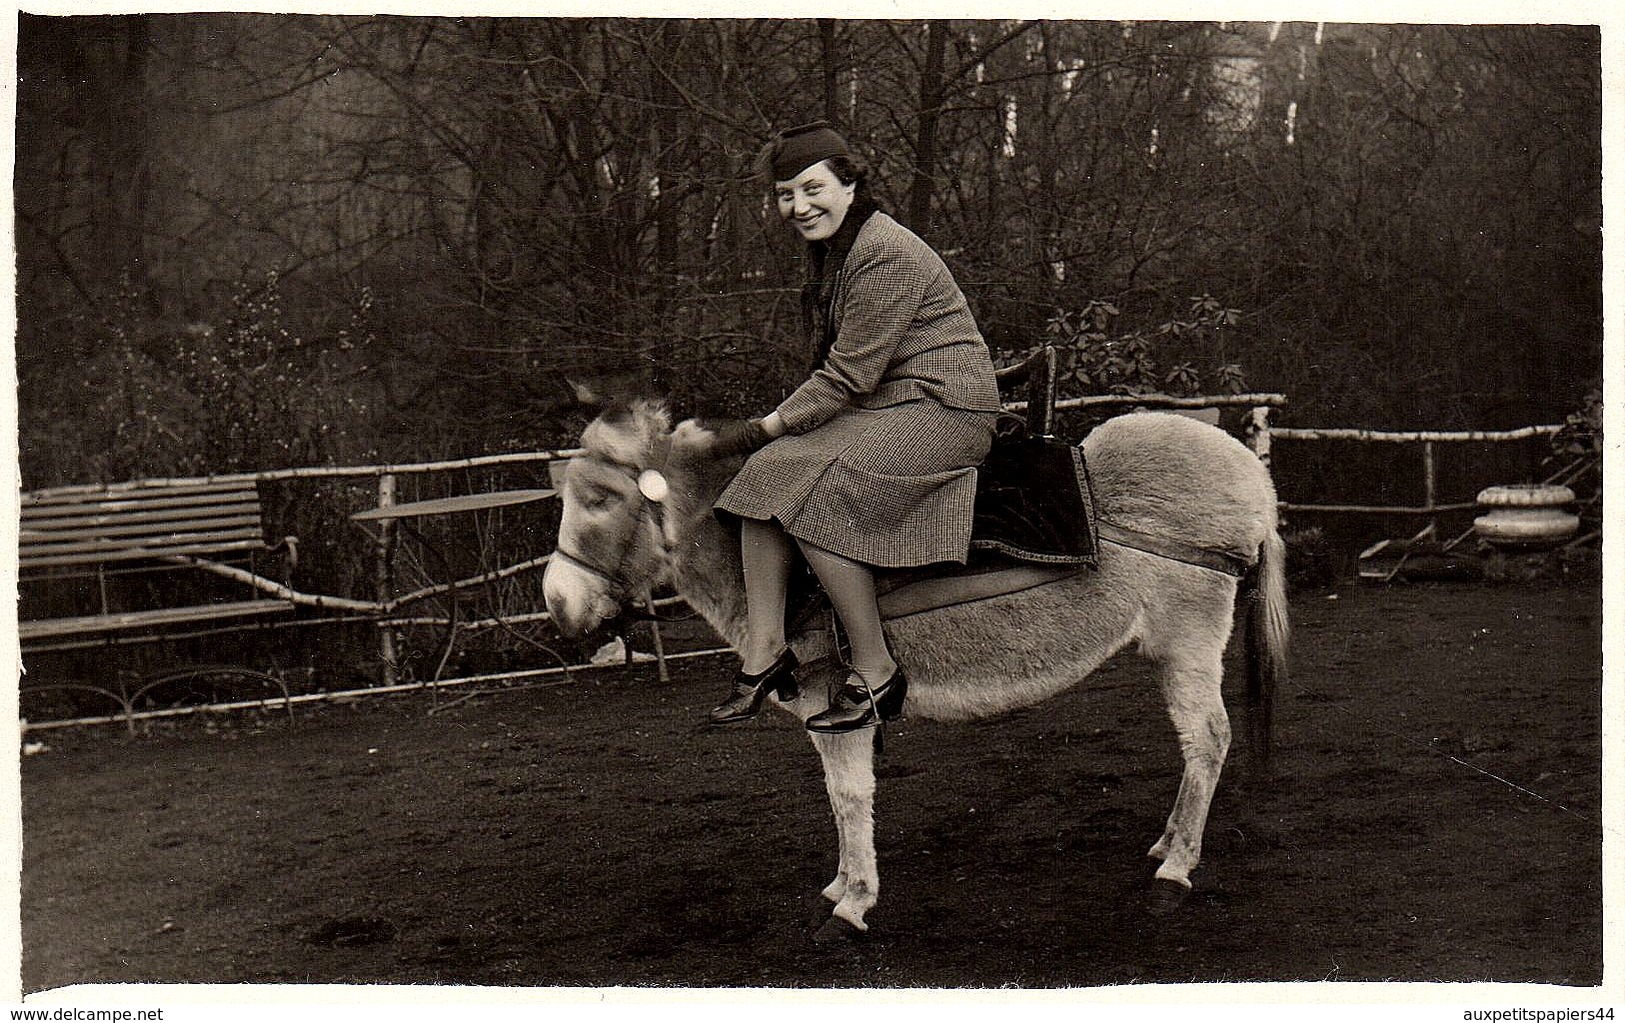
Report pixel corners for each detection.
[707,648,798,726]
[773,673,799,702]
[876,670,907,721]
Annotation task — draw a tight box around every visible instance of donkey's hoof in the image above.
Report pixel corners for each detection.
[1146,878,1190,916]
[814,915,869,945]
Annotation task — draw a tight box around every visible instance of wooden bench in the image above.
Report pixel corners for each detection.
[19,479,295,648]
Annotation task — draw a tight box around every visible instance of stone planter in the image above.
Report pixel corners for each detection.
[1473,484,1579,550]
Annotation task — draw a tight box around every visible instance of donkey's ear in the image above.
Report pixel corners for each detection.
[567,377,607,410]
[567,371,649,412]
[548,458,571,489]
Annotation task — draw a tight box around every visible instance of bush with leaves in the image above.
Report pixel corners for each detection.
[1025,294,1251,398]
[165,271,379,474]
[20,269,381,487]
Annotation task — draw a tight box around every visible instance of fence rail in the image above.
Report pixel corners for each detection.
[1270,425,1561,444]
[26,447,585,498]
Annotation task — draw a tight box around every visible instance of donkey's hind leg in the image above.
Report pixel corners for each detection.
[1144,629,1232,908]
[808,728,878,937]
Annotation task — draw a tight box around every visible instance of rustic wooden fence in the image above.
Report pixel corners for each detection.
[1268,423,1566,521]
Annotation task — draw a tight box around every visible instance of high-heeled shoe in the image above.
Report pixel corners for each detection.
[707,647,799,725]
[805,666,907,733]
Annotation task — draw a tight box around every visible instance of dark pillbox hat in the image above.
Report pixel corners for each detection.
[767,121,851,181]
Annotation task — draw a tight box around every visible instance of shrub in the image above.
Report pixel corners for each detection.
[1032,294,1251,398]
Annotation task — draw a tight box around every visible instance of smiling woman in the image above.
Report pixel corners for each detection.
[774,158,856,242]
[704,121,1003,736]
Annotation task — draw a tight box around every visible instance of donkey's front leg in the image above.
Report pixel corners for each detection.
[809,728,878,939]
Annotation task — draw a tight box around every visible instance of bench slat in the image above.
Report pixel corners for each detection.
[23,480,260,507]
[20,528,266,559]
[22,509,263,539]
[18,599,295,641]
[22,519,267,556]
[20,537,270,570]
[23,492,261,521]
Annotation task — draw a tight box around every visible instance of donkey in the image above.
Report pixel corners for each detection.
[543,399,1289,941]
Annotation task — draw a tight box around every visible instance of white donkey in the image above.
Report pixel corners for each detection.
[543,399,1288,941]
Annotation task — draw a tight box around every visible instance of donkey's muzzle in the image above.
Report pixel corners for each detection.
[543,557,621,639]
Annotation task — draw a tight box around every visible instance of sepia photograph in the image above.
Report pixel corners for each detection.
[5,7,1614,1011]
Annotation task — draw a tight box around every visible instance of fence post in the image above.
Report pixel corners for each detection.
[376,473,399,686]
[1421,440,1437,538]
[1245,405,1273,468]
[640,587,671,685]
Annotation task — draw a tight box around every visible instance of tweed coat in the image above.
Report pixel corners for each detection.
[716,210,1001,568]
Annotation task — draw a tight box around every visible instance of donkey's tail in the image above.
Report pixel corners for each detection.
[1243,525,1290,763]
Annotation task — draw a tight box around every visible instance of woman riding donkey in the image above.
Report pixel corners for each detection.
[707,121,1004,734]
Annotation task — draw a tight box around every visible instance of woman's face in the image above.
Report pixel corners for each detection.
[775,161,856,243]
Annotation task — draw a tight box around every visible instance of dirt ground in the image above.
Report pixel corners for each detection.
[19,577,1605,992]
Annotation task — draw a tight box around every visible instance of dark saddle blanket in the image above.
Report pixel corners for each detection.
[969,431,1099,567]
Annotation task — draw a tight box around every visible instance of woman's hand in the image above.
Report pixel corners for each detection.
[709,418,772,458]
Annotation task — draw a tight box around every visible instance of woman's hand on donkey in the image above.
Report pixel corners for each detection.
[707,418,772,458]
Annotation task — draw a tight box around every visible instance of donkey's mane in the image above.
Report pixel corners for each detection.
[579,399,671,466]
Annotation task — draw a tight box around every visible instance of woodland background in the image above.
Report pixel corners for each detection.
[15,16,1603,486]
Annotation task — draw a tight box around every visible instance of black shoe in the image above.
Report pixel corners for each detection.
[805,667,908,733]
[707,648,799,725]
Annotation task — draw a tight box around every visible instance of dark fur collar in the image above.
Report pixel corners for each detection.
[803,194,882,366]
[808,193,881,282]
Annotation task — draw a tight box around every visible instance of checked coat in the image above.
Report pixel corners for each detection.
[715,210,1002,568]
